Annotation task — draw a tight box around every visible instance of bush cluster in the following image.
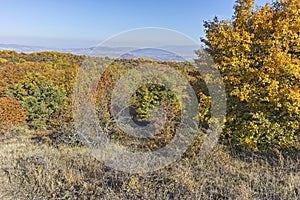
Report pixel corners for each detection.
[8,73,66,130]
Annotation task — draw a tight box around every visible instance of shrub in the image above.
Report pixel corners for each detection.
[132,83,180,121]
[9,73,66,130]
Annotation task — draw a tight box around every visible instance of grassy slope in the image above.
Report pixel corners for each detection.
[0,127,299,199]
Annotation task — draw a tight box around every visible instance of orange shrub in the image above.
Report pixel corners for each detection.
[0,97,26,127]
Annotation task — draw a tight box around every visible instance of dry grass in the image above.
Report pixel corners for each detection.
[0,127,299,199]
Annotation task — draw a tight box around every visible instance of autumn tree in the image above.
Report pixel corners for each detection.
[201,0,300,151]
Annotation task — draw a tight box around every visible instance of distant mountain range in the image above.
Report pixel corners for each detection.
[0,44,198,62]
[119,48,187,62]
[0,43,94,55]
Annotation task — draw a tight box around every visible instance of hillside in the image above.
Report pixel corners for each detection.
[0,49,299,199]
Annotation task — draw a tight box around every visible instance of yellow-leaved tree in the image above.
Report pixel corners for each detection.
[200,0,299,151]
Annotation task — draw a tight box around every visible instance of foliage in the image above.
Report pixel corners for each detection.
[201,0,300,151]
[132,83,180,121]
[9,73,66,130]
[0,96,26,128]
[92,60,199,151]
[0,51,81,124]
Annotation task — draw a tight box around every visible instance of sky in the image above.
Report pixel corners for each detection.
[0,0,271,48]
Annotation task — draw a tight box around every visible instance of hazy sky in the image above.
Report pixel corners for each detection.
[0,0,270,48]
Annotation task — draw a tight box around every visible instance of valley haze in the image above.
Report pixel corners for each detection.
[0,43,199,62]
